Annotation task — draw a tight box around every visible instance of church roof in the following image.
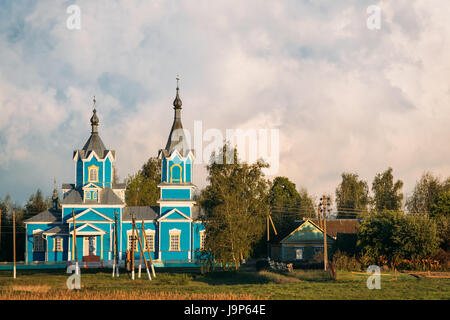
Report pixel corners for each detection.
[74,102,115,160]
[123,206,160,221]
[62,187,124,205]
[24,208,61,223]
[81,132,107,158]
[43,225,68,235]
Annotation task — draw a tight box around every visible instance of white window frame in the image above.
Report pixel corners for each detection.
[295,247,303,260]
[199,231,206,251]
[127,233,137,251]
[55,236,63,252]
[144,231,155,252]
[88,165,99,182]
[169,230,181,252]
[33,233,45,252]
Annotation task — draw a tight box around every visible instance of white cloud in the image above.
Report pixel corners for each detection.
[0,0,450,205]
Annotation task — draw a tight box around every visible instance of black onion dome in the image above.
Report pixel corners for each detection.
[173,87,182,109]
[90,108,99,126]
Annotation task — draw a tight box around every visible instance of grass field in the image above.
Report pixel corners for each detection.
[0,268,449,300]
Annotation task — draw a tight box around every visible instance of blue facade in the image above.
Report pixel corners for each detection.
[24,90,206,265]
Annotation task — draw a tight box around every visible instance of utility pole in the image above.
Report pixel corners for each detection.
[112,222,116,278]
[13,209,16,279]
[138,220,142,279]
[317,204,322,229]
[320,196,331,271]
[114,210,119,277]
[72,209,79,275]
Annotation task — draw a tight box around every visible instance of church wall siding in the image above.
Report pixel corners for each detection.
[161,188,190,200]
[159,221,191,261]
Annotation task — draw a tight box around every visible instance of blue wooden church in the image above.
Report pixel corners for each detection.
[24,84,206,265]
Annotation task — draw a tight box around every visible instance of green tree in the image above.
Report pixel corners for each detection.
[357,210,440,267]
[24,189,47,217]
[125,157,161,206]
[298,187,316,218]
[269,177,302,237]
[335,173,369,218]
[0,194,26,262]
[140,157,162,186]
[125,173,158,206]
[402,214,440,260]
[429,190,450,250]
[430,190,450,219]
[357,210,405,266]
[371,167,403,211]
[406,172,443,213]
[200,144,269,270]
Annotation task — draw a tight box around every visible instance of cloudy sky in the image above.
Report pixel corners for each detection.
[1,0,449,206]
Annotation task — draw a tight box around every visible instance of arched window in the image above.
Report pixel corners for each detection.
[170,164,183,183]
[88,165,99,182]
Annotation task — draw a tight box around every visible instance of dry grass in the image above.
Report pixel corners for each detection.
[9,285,51,293]
[0,289,260,300]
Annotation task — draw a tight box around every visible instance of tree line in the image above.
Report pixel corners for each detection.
[1,144,449,268]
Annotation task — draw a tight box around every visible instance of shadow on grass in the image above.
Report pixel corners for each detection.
[194,271,272,285]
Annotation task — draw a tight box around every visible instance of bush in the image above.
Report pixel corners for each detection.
[332,250,362,271]
[434,249,450,270]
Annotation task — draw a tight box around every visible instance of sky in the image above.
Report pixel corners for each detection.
[0,0,450,206]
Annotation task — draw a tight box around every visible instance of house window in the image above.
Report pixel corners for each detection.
[88,165,99,182]
[55,237,63,252]
[127,234,137,251]
[92,191,97,200]
[85,191,91,200]
[199,231,206,251]
[33,233,45,252]
[169,233,180,251]
[295,248,303,260]
[144,233,155,251]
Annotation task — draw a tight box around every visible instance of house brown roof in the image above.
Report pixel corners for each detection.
[309,219,360,238]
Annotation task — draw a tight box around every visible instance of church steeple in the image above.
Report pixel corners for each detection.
[82,97,107,157]
[164,77,189,155]
[73,96,117,189]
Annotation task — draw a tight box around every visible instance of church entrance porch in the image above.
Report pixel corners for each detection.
[82,235,100,262]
